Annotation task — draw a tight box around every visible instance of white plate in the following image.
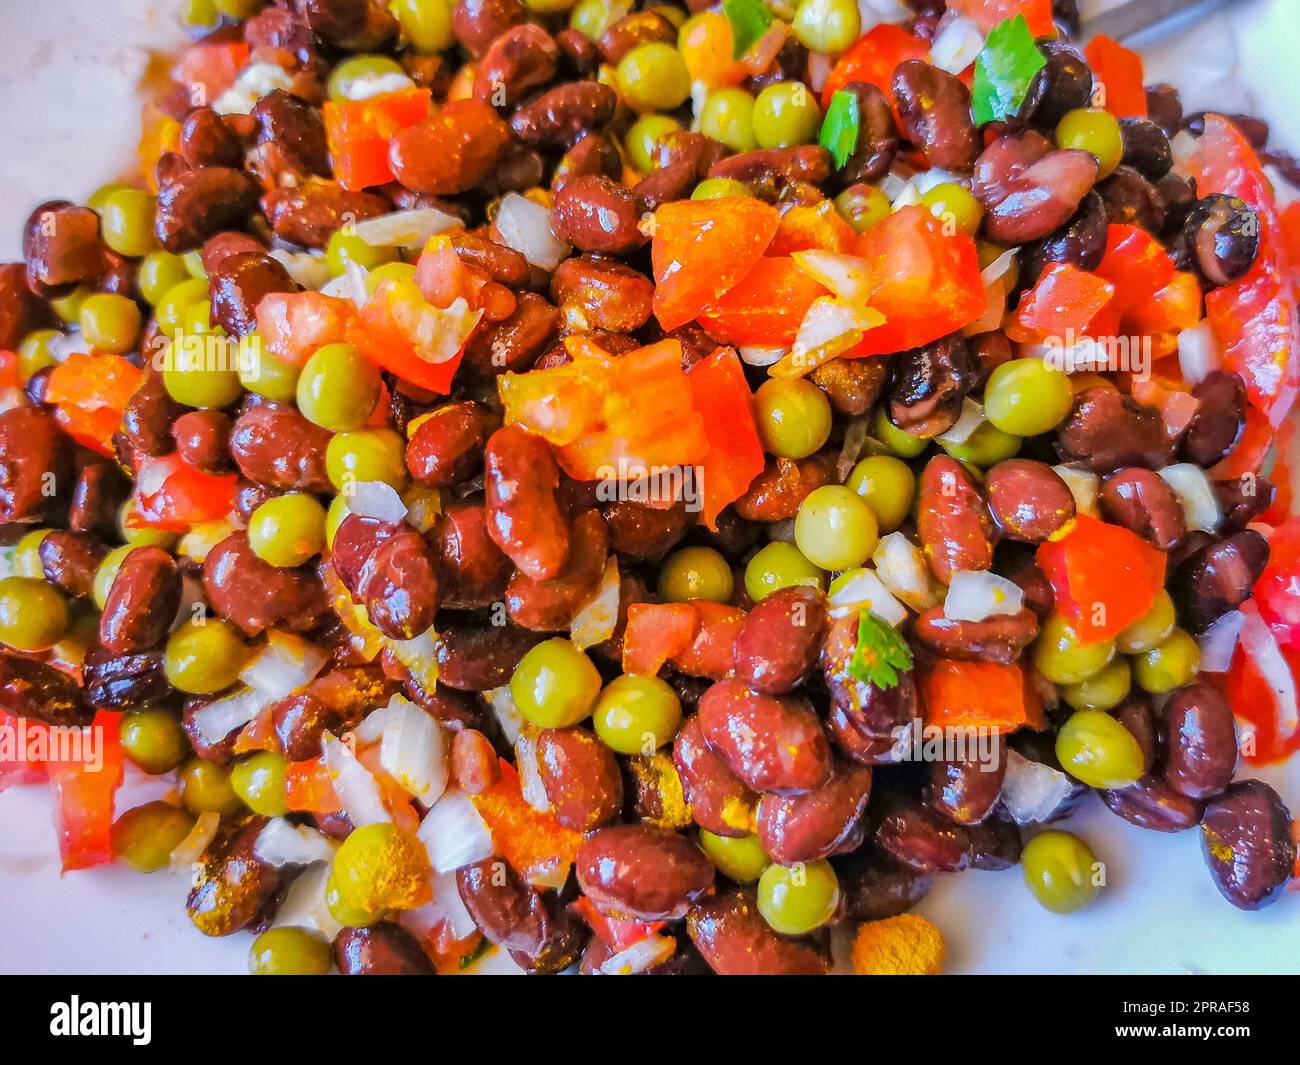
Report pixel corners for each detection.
[0,0,1297,975]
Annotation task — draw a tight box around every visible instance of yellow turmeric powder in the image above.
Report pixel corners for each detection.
[851,913,945,975]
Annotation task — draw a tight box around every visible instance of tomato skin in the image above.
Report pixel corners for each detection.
[622,603,698,676]
[129,454,238,532]
[322,88,433,192]
[1094,224,1177,317]
[48,710,124,872]
[697,258,828,348]
[1083,35,1148,119]
[821,24,929,108]
[684,347,765,530]
[1006,262,1116,344]
[348,279,479,395]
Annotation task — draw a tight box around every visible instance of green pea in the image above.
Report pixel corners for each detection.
[331,822,431,916]
[238,333,301,402]
[87,182,133,213]
[524,0,576,12]
[615,42,692,113]
[155,278,210,335]
[179,0,219,25]
[78,293,142,355]
[1062,657,1132,712]
[1056,107,1123,179]
[692,177,751,200]
[658,546,734,603]
[833,184,892,234]
[846,455,915,533]
[179,757,244,817]
[138,251,193,305]
[180,299,217,336]
[871,407,929,458]
[754,377,832,459]
[983,358,1075,437]
[569,0,616,39]
[920,182,985,237]
[164,617,251,695]
[626,114,683,173]
[757,859,840,935]
[1132,628,1200,694]
[50,287,90,324]
[791,0,860,54]
[327,428,409,493]
[389,0,455,53]
[215,0,266,17]
[248,493,328,568]
[511,638,603,728]
[163,336,243,407]
[100,189,158,258]
[1115,589,1176,654]
[183,250,208,279]
[752,81,821,149]
[120,708,191,775]
[93,546,138,610]
[700,830,770,882]
[328,55,410,101]
[364,261,418,296]
[248,926,333,975]
[0,576,68,652]
[794,485,879,571]
[119,499,181,550]
[1032,613,1115,686]
[326,494,353,550]
[12,528,50,579]
[1022,830,1101,914]
[326,871,381,927]
[230,751,290,817]
[17,329,60,380]
[1055,709,1145,788]
[326,228,396,276]
[940,420,1022,468]
[297,343,382,432]
[592,674,683,754]
[112,801,196,873]
[743,541,825,603]
[700,89,759,152]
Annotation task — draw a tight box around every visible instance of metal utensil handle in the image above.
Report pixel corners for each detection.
[1079,0,1251,43]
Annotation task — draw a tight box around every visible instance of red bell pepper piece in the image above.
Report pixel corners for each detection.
[768,201,858,255]
[173,42,249,109]
[1094,224,1177,318]
[1186,114,1300,426]
[921,660,1044,732]
[1036,515,1167,644]
[1006,262,1116,344]
[1083,35,1148,118]
[44,352,142,457]
[684,347,765,529]
[285,758,343,814]
[651,196,780,332]
[47,709,124,872]
[256,290,358,366]
[822,24,929,108]
[1126,270,1202,336]
[671,601,746,680]
[846,206,986,357]
[571,896,666,951]
[323,87,433,192]
[622,603,699,676]
[698,257,828,348]
[1252,516,1300,650]
[471,761,583,880]
[947,0,1056,37]
[129,453,238,532]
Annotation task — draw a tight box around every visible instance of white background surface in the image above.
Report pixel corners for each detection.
[0,0,1298,974]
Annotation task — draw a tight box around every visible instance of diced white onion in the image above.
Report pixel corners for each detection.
[401,870,478,942]
[353,207,463,248]
[1170,130,1200,178]
[190,686,275,747]
[271,862,343,940]
[418,788,495,873]
[486,684,525,745]
[403,485,442,534]
[879,169,912,201]
[929,16,985,75]
[791,250,872,304]
[571,558,621,649]
[806,50,833,94]
[943,570,1024,622]
[48,330,90,363]
[827,567,908,626]
[980,248,1018,285]
[1053,465,1100,518]
[384,626,439,693]
[169,811,220,871]
[1198,609,1245,674]
[1178,320,1221,386]
[598,933,678,975]
[354,706,389,745]
[240,630,329,699]
[213,62,294,115]
[379,694,448,806]
[1002,750,1077,826]
[177,519,237,563]
[341,70,416,101]
[526,857,571,891]
[889,167,962,209]
[320,260,370,309]
[738,344,787,367]
[836,413,873,481]
[936,398,984,447]
[871,532,940,611]
[347,480,409,523]
[515,732,551,814]
[495,192,570,270]
[320,732,392,827]
[792,297,876,368]
[254,817,337,868]
[1158,463,1223,533]
[269,249,333,290]
[859,0,912,25]
[1238,601,1299,739]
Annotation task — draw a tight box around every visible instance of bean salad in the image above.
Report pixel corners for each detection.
[1,0,1298,976]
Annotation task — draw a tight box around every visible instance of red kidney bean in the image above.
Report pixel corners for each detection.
[888,335,978,438]
[673,715,758,837]
[929,738,1006,825]
[432,500,512,609]
[536,726,624,831]
[974,131,1099,243]
[209,251,296,339]
[509,82,617,147]
[1101,773,1204,833]
[1183,194,1259,288]
[1099,467,1188,550]
[186,817,283,936]
[1215,474,1275,533]
[1161,681,1238,800]
[474,23,558,109]
[837,848,933,921]
[707,146,830,195]
[435,621,541,691]
[83,647,170,713]
[229,401,332,492]
[1057,386,1173,471]
[180,107,243,168]
[23,201,105,295]
[273,667,397,760]
[333,922,433,975]
[262,182,389,249]
[1181,371,1246,467]
[551,132,621,195]
[696,679,832,795]
[390,100,512,195]
[251,89,330,179]
[68,462,128,540]
[450,231,532,288]
[355,526,441,640]
[0,407,71,523]
[99,547,182,655]
[576,823,714,920]
[1170,530,1269,633]
[917,455,996,584]
[550,255,653,333]
[732,586,827,695]
[155,166,260,252]
[204,532,328,637]
[406,401,490,487]
[301,0,398,49]
[0,651,93,727]
[459,857,587,972]
[452,728,501,794]
[120,364,183,458]
[1116,695,1160,772]
[0,262,53,349]
[550,175,645,255]
[201,231,264,274]
[596,10,675,63]
[838,81,899,184]
[172,410,234,475]
[1200,780,1295,910]
[685,891,830,975]
[733,453,835,523]
[808,355,888,417]
[985,459,1076,542]
[556,28,599,76]
[452,0,525,55]
[875,797,971,873]
[38,531,107,600]
[913,606,1039,666]
[892,60,979,172]
[484,426,570,580]
[756,763,872,864]
[464,291,559,376]
[826,707,908,766]
[507,509,607,631]
[821,613,918,734]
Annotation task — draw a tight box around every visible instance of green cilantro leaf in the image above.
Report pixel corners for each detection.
[722,0,773,60]
[847,610,913,691]
[971,14,1047,126]
[819,89,861,170]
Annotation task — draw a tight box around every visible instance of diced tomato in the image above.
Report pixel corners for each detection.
[1036,515,1167,644]
[285,758,342,814]
[698,257,828,348]
[651,197,780,332]
[684,347,765,529]
[425,924,485,974]
[173,42,249,109]
[322,88,433,192]
[571,896,666,951]
[822,24,929,108]
[1213,641,1300,764]
[1253,516,1300,650]
[1093,224,1177,317]
[677,9,744,89]
[471,761,583,880]
[47,710,124,872]
[232,706,278,755]
[768,201,858,255]
[354,743,421,833]
[1262,417,1296,525]
[129,453,238,532]
[622,603,699,676]
[921,660,1044,732]
[1187,115,1300,427]
[1006,262,1116,344]
[845,206,985,357]
[348,277,480,394]
[0,709,49,791]
[415,234,487,309]
[256,291,358,366]
[671,601,746,680]
[947,0,1055,37]
[1126,270,1202,336]
[1281,201,1300,281]
[1083,35,1148,118]
[44,352,142,457]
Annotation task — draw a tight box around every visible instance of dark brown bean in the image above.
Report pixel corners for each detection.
[732,586,827,695]
[1181,371,1246,468]
[432,500,512,609]
[459,855,584,964]
[1098,165,1166,232]
[966,814,1024,870]
[120,364,183,458]
[261,182,389,249]
[1025,40,1093,128]
[22,202,105,295]
[838,81,899,184]
[200,231,264,275]
[551,175,645,255]
[209,251,296,339]
[913,606,1039,666]
[1161,681,1238,800]
[506,509,606,631]
[351,525,440,640]
[535,726,623,831]
[929,738,1006,825]
[1183,193,1260,288]
[551,132,621,195]
[556,27,599,76]
[820,612,918,735]
[83,646,170,712]
[406,401,490,487]
[576,823,714,920]
[99,547,181,655]
[186,817,283,936]
[875,797,970,873]
[707,145,830,193]
[808,355,887,416]
[892,60,979,172]
[985,459,1076,542]
[390,100,511,195]
[203,532,328,637]
[888,335,978,438]
[155,166,260,252]
[68,462,129,540]
[180,107,243,168]
[697,679,831,795]
[38,531,107,600]
[1145,83,1184,138]
[1170,530,1270,633]
[0,262,53,350]
[334,923,435,975]
[597,11,675,63]
[449,232,532,289]
[1099,467,1188,550]
[510,82,616,148]
[1215,474,1275,533]
[550,255,653,333]
[251,90,330,180]
[1200,780,1295,910]
[0,651,93,727]
[273,667,397,760]
[464,291,560,375]
[1023,190,1109,286]
[1120,119,1173,181]
[171,410,234,475]
[837,848,933,921]
[916,455,995,583]
[673,715,758,837]
[1057,386,1173,471]
[228,401,332,492]
[685,891,830,975]
[435,620,540,691]
[474,23,559,109]
[484,426,570,580]
[452,0,525,56]
[0,407,71,523]
[733,453,835,523]
[756,763,872,864]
